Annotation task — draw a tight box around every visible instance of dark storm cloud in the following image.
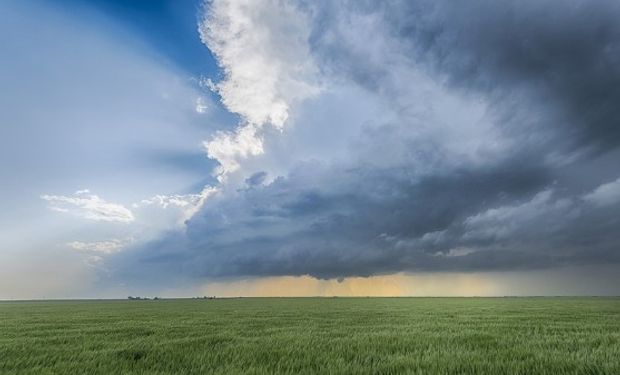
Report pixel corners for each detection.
[114,151,619,281]
[113,147,597,281]
[309,0,620,153]
[384,0,620,153]
[245,171,268,187]
[111,0,620,283]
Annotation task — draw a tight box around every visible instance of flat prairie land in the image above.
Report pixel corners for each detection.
[1,297,619,374]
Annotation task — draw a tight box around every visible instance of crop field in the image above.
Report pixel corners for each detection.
[1,297,619,374]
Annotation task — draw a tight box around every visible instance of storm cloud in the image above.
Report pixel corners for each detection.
[111,0,620,285]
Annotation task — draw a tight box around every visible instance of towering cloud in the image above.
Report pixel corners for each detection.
[110,0,620,287]
[199,0,320,180]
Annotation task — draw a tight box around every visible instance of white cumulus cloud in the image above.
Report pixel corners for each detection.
[199,0,320,180]
[202,125,264,180]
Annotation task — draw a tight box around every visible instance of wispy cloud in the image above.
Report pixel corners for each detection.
[41,190,134,223]
[583,177,620,207]
[194,97,208,114]
[136,186,218,222]
[68,239,127,254]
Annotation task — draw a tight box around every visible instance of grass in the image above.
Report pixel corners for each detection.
[1,297,619,374]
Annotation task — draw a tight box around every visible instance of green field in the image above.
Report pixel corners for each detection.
[1,298,619,374]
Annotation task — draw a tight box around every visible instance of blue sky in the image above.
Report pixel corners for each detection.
[1,0,227,297]
[52,0,219,77]
[2,0,620,298]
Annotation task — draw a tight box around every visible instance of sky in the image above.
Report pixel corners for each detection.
[1,0,620,299]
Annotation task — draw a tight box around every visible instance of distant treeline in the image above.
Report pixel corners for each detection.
[127,296,160,300]
[127,296,216,300]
